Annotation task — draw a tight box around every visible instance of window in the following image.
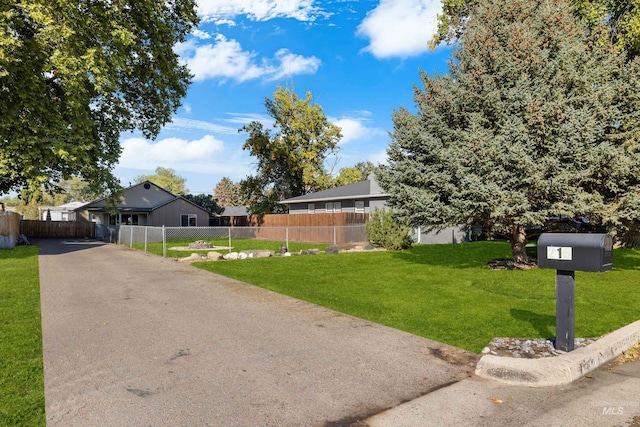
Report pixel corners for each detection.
[307,203,315,213]
[181,214,197,227]
[355,200,365,213]
[333,202,341,212]
[325,202,333,212]
[121,214,139,225]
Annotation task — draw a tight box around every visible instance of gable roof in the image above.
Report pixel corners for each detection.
[78,181,211,214]
[280,175,388,204]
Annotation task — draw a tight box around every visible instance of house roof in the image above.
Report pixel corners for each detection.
[279,175,388,204]
[78,181,211,214]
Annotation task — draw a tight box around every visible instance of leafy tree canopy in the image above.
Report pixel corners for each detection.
[0,0,198,196]
[135,167,188,196]
[332,162,377,187]
[239,85,342,214]
[183,194,222,215]
[378,0,640,263]
[434,0,640,59]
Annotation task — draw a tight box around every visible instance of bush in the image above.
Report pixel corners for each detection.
[366,208,413,250]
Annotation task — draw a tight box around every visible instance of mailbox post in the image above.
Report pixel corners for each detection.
[537,233,613,352]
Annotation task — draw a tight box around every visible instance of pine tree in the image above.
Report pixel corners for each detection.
[377,0,640,262]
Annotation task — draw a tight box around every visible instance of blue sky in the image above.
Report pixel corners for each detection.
[114,0,453,194]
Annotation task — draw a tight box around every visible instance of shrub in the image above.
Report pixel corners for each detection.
[366,207,413,250]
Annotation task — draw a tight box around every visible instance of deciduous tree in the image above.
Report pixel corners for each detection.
[378,0,640,263]
[239,85,342,214]
[332,162,377,187]
[0,0,198,196]
[135,167,188,196]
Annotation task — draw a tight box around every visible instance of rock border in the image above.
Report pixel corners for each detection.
[475,319,640,387]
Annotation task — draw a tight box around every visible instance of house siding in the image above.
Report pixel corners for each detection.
[151,199,209,227]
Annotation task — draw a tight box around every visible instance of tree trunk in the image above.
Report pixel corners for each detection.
[510,224,528,263]
[621,231,640,248]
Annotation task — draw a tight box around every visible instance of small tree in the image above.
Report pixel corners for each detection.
[366,208,413,250]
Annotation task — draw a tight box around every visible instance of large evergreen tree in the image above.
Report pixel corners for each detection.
[377,0,640,263]
[435,0,640,59]
[239,85,342,214]
[0,0,198,196]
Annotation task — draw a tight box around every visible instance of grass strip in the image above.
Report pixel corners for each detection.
[0,246,45,426]
[194,241,640,353]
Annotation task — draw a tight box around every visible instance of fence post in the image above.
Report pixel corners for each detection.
[162,225,166,258]
[333,226,336,246]
[286,227,289,250]
[228,227,231,253]
[144,226,148,253]
[130,225,133,248]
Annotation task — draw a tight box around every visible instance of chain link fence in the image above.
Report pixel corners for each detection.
[118,225,367,257]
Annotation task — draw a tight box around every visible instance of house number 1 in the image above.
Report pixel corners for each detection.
[547,246,573,261]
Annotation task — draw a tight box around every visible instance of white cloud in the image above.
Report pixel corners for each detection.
[357,0,441,59]
[165,117,239,134]
[192,29,212,39]
[331,115,386,144]
[184,35,321,82]
[197,0,326,23]
[119,135,225,172]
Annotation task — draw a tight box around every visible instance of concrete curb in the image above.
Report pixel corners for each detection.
[475,319,640,387]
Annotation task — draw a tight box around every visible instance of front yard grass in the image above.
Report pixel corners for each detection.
[0,246,45,426]
[193,241,640,353]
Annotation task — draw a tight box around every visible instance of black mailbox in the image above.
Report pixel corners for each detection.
[537,233,613,272]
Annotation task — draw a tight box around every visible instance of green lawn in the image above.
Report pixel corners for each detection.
[132,238,330,258]
[0,246,45,426]
[193,241,640,353]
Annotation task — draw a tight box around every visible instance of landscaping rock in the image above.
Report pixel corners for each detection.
[241,250,275,258]
[188,240,214,249]
[207,251,223,261]
[179,253,205,262]
[223,252,239,260]
[363,244,375,251]
[325,245,339,254]
[238,252,248,259]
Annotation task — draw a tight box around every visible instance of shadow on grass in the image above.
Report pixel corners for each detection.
[510,309,555,339]
[612,248,640,271]
[0,245,38,260]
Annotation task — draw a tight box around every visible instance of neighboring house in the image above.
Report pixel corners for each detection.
[280,174,388,214]
[280,174,469,244]
[76,181,210,229]
[212,206,250,226]
[38,201,87,221]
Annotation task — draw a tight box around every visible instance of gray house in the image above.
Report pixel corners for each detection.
[280,175,388,214]
[281,175,469,244]
[76,181,210,230]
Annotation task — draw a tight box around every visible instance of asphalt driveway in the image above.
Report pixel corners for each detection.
[38,239,477,426]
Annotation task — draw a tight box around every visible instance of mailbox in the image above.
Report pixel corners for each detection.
[537,233,613,272]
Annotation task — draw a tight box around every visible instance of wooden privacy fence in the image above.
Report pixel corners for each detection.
[20,220,95,239]
[219,212,369,227]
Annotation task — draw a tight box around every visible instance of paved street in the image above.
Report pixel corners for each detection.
[38,239,476,426]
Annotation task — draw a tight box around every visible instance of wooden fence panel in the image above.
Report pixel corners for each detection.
[20,220,95,239]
